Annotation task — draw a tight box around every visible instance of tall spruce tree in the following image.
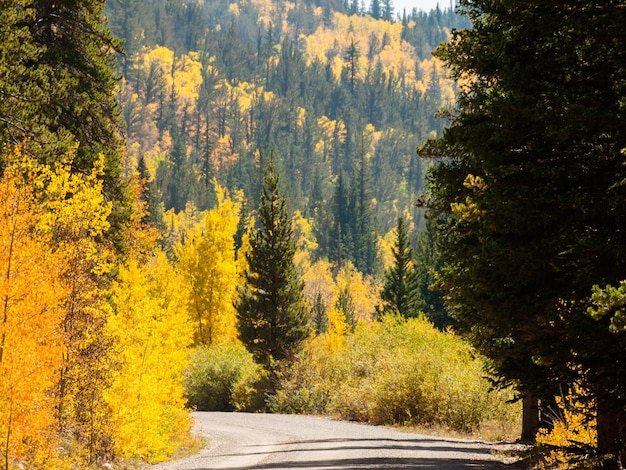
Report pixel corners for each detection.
[235,159,311,392]
[382,0,394,21]
[422,0,626,462]
[381,216,418,317]
[350,154,379,275]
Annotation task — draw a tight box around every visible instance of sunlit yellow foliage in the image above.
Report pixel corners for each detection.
[296,106,306,128]
[273,314,520,434]
[379,228,396,271]
[125,173,161,257]
[334,262,381,323]
[175,52,203,108]
[107,251,193,463]
[136,44,174,82]
[236,214,254,278]
[302,259,380,331]
[212,135,239,168]
[536,385,597,468]
[176,184,240,345]
[302,259,335,308]
[324,305,348,353]
[417,56,456,102]
[361,123,382,160]
[162,202,203,247]
[135,46,202,112]
[251,0,294,31]
[316,115,347,158]
[228,2,240,16]
[0,148,67,469]
[292,211,318,273]
[302,12,419,87]
[0,147,122,468]
[41,154,113,257]
[39,151,118,465]
[253,0,275,28]
[232,81,260,114]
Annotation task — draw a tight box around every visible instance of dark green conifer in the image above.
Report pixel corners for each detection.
[411,221,448,328]
[235,159,311,392]
[350,154,379,275]
[312,292,328,334]
[381,217,417,317]
[422,0,626,457]
[370,0,381,19]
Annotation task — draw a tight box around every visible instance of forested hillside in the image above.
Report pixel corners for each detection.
[106,0,468,273]
[4,0,624,467]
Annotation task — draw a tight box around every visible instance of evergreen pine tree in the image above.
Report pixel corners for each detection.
[312,292,328,334]
[343,36,360,95]
[382,0,394,21]
[412,221,448,328]
[381,217,417,317]
[422,0,626,456]
[336,287,356,332]
[136,156,164,229]
[235,159,311,392]
[370,0,381,19]
[350,154,379,275]
[330,170,352,269]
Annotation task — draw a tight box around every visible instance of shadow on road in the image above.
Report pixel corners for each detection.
[198,436,510,469]
[186,457,505,469]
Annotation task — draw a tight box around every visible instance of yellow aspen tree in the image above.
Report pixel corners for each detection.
[324,305,348,354]
[0,149,67,469]
[334,262,381,324]
[292,211,318,274]
[106,251,193,463]
[40,152,117,465]
[177,184,240,345]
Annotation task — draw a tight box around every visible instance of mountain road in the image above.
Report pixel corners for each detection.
[149,412,519,469]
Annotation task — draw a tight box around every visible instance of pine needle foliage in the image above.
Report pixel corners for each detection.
[381,216,418,317]
[235,159,312,392]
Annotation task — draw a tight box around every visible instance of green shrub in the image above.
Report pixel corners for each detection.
[273,314,519,433]
[184,342,261,411]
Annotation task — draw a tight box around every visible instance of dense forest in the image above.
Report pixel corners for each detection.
[105,0,469,274]
[3,0,625,468]
[1,1,510,468]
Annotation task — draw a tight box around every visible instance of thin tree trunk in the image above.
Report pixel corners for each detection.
[597,398,624,470]
[521,392,539,442]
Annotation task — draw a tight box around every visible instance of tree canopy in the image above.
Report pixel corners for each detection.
[422,0,626,463]
[235,159,311,392]
[0,0,128,230]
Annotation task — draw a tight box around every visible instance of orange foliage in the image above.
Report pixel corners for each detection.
[0,150,67,469]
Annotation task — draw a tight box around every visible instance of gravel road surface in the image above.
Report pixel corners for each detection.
[150,412,516,469]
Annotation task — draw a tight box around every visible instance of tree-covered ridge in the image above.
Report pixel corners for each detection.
[107,0,468,248]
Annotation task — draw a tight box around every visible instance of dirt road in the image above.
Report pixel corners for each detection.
[151,412,516,469]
